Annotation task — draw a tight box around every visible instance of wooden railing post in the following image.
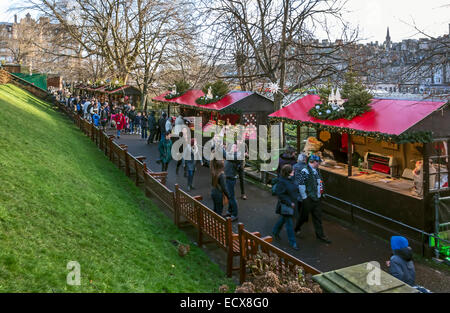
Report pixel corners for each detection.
[226,217,234,277]
[174,184,180,227]
[197,202,203,247]
[238,223,246,284]
[125,151,131,177]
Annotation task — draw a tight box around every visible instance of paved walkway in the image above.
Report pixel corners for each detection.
[111,132,450,292]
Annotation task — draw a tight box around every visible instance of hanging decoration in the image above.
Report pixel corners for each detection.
[268,82,280,94]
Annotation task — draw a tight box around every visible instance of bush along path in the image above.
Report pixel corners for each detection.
[0,83,234,292]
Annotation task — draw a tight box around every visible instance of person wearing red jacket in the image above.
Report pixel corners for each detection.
[114,110,126,139]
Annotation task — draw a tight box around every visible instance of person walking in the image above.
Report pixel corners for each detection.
[127,106,136,134]
[237,139,248,200]
[135,111,142,136]
[114,110,125,139]
[297,155,331,244]
[141,111,148,140]
[100,105,108,130]
[272,164,299,250]
[158,133,172,172]
[293,153,307,235]
[223,143,240,222]
[210,159,231,215]
[165,116,173,138]
[158,112,167,140]
[176,129,188,176]
[147,111,157,144]
[184,138,203,191]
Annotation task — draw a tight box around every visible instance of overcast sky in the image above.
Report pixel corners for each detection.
[1,0,449,43]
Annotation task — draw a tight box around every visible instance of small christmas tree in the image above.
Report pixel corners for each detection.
[197,80,230,104]
[308,71,372,120]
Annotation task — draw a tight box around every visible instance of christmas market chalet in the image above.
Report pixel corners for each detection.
[269,94,449,256]
[152,89,274,142]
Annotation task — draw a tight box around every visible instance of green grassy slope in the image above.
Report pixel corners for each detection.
[0,84,232,292]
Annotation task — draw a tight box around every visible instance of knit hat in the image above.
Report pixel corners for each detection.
[391,236,409,250]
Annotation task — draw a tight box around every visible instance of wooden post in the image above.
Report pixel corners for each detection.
[197,203,203,247]
[423,142,430,198]
[125,150,130,177]
[296,125,301,155]
[238,223,246,284]
[347,134,353,177]
[174,184,180,227]
[226,217,233,278]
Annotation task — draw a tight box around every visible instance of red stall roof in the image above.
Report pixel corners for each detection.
[152,90,253,111]
[269,94,447,136]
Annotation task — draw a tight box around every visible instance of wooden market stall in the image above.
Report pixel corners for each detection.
[74,84,141,106]
[152,89,274,141]
[269,94,450,255]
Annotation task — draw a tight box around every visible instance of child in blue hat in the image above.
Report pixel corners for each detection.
[387,236,416,286]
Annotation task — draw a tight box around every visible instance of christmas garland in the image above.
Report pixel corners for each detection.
[308,104,371,120]
[105,85,125,92]
[269,116,433,143]
[195,95,225,105]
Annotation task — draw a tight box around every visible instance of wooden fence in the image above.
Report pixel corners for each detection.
[238,223,321,284]
[56,101,322,280]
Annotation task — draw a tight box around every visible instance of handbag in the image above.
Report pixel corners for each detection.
[280,203,294,216]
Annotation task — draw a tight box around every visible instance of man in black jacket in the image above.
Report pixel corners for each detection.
[158,112,167,141]
[147,111,157,144]
[223,144,240,222]
[298,155,331,244]
[127,106,137,134]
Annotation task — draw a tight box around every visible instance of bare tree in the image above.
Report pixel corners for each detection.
[198,0,359,110]
[27,0,157,84]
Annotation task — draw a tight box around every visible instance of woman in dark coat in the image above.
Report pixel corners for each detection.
[272,164,299,250]
[210,159,231,215]
[158,133,172,171]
